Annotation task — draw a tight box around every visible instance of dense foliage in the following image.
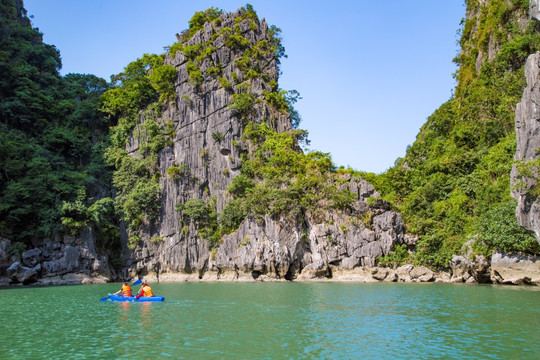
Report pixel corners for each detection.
[0,0,116,251]
[100,54,175,248]
[365,0,540,267]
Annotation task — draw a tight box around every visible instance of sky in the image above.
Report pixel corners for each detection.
[23,0,465,174]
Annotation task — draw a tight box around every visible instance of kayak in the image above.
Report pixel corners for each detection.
[106,294,165,302]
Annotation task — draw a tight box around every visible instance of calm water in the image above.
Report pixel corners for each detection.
[0,282,538,359]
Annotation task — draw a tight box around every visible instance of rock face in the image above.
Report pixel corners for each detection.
[0,228,111,285]
[127,10,291,276]
[137,175,413,281]
[531,0,540,21]
[491,252,540,285]
[511,52,540,243]
[125,9,412,280]
[448,238,491,284]
[210,178,412,281]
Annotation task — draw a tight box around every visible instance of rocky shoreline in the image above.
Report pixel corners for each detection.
[143,252,540,286]
[2,251,538,287]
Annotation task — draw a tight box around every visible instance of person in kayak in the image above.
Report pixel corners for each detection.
[113,282,133,297]
[135,281,154,299]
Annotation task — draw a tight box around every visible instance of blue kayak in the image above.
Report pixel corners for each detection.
[106,294,165,302]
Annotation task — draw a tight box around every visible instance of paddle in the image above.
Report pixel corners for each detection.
[99,279,142,301]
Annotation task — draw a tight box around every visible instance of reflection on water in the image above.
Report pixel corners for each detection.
[0,282,538,359]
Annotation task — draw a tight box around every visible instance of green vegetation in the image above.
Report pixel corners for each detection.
[212,131,224,142]
[229,93,257,120]
[218,122,356,232]
[377,244,409,268]
[176,198,221,246]
[185,7,223,40]
[149,64,177,103]
[365,0,540,268]
[99,48,178,240]
[0,1,116,250]
[476,202,539,254]
[166,164,189,180]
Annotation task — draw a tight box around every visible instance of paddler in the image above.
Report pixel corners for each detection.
[135,281,154,299]
[113,282,133,297]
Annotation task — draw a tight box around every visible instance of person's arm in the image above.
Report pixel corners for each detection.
[113,289,121,295]
[135,288,143,299]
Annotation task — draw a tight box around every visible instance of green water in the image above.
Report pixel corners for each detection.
[0,282,538,359]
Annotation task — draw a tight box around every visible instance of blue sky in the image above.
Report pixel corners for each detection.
[24,0,465,174]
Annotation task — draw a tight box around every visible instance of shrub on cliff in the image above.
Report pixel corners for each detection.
[220,122,355,227]
[477,202,539,254]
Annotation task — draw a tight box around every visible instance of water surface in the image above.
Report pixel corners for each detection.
[0,282,538,359]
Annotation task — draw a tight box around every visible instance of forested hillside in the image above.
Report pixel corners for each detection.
[365,0,540,267]
[0,0,116,253]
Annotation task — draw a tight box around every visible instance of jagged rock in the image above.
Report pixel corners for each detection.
[7,262,38,284]
[42,258,69,275]
[371,267,396,281]
[511,52,540,244]
[450,255,471,283]
[36,273,108,286]
[393,265,435,282]
[297,261,329,280]
[450,255,491,284]
[63,235,76,245]
[491,252,540,285]
[40,240,61,258]
[0,238,10,258]
[531,0,540,21]
[64,273,108,285]
[409,266,435,282]
[325,267,377,282]
[395,264,414,282]
[21,248,41,268]
[3,226,114,284]
[207,200,408,282]
[448,238,491,283]
[434,271,451,283]
[0,239,11,274]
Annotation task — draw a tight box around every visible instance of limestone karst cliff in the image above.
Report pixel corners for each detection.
[510,1,540,245]
[512,52,540,242]
[118,7,412,281]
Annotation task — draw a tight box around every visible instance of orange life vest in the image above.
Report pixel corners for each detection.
[141,284,154,297]
[122,285,132,297]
